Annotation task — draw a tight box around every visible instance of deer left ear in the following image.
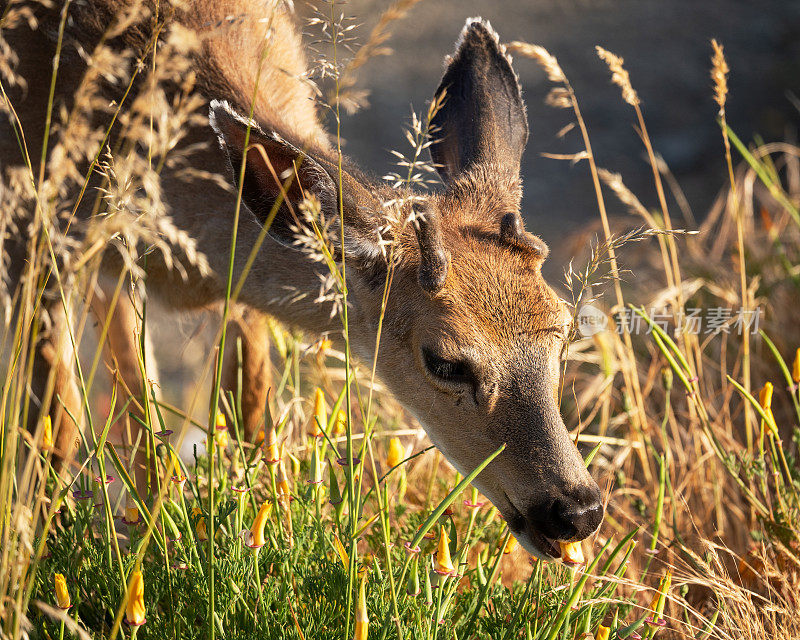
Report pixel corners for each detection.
[209,100,385,265]
[430,18,528,184]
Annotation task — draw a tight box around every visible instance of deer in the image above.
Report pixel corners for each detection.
[3,0,603,559]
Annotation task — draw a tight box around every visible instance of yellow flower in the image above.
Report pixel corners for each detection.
[595,625,610,640]
[125,569,146,626]
[793,348,800,384]
[501,534,518,555]
[759,382,775,437]
[263,429,280,463]
[759,382,774,411]
[41,415,53,451]
[353,572,368,640]
[646,569,672,628]
[170,451,186,486]
[277,469,291,501]
[124,493,140,525]
[434,526,455,576]
[246,502,271,550]
[54,573,70,609]
[276,445,291,503]
[333,411,346,437]
[210,411,228,447]
[317,337,332,355]
[559,541,585,567]
[192,506,208,542]
[310,387,326,438]
[215,411,227,430]
[386,437,404,469]
[214,429,229,449]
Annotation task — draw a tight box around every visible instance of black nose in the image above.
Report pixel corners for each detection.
[531,485,604,541]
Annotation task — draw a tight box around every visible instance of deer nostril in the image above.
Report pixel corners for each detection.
[529,486,603,542]
[552,487,604,541]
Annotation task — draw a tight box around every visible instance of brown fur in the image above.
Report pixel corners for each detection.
[6,3,602,557]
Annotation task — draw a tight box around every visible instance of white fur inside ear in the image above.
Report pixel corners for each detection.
[208,99,267,146]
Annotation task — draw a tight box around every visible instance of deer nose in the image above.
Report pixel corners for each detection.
[532,485,604,541]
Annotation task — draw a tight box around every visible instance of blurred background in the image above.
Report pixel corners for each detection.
[331,0,800,267]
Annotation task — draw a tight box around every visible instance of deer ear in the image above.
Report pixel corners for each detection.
[210,100,336,243]
[430,18,528,184]
[210,100,385,263]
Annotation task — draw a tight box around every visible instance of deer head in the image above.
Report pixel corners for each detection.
[210,17,603,558]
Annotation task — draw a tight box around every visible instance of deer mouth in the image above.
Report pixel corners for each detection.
[503,493,560,559]
[526,528,560,559]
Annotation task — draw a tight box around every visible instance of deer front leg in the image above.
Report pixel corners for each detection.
[90,276,159,492]
[29,300,83,471]
[221,305,272,442]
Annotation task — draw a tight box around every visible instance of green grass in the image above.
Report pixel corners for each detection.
[27,376,651,640]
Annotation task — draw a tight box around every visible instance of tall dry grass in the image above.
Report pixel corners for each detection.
[0,1,799,639]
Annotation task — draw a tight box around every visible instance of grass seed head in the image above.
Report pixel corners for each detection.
[596,46,640,106]
[506,42,566,84]
[711,39,729,113]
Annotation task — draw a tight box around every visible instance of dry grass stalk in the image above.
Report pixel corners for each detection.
[595,43,703,416]
[595,46,640,107]
[511,39,653,481]
[506,41,565,83]
[710,38,753,455]
[711,39,729,114]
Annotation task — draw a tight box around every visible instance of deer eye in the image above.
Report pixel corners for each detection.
[422,348,475,386]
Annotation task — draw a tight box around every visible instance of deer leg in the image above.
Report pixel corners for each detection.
[221,305,272,442]
[29,300,83,471]
[90,277,159,492]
